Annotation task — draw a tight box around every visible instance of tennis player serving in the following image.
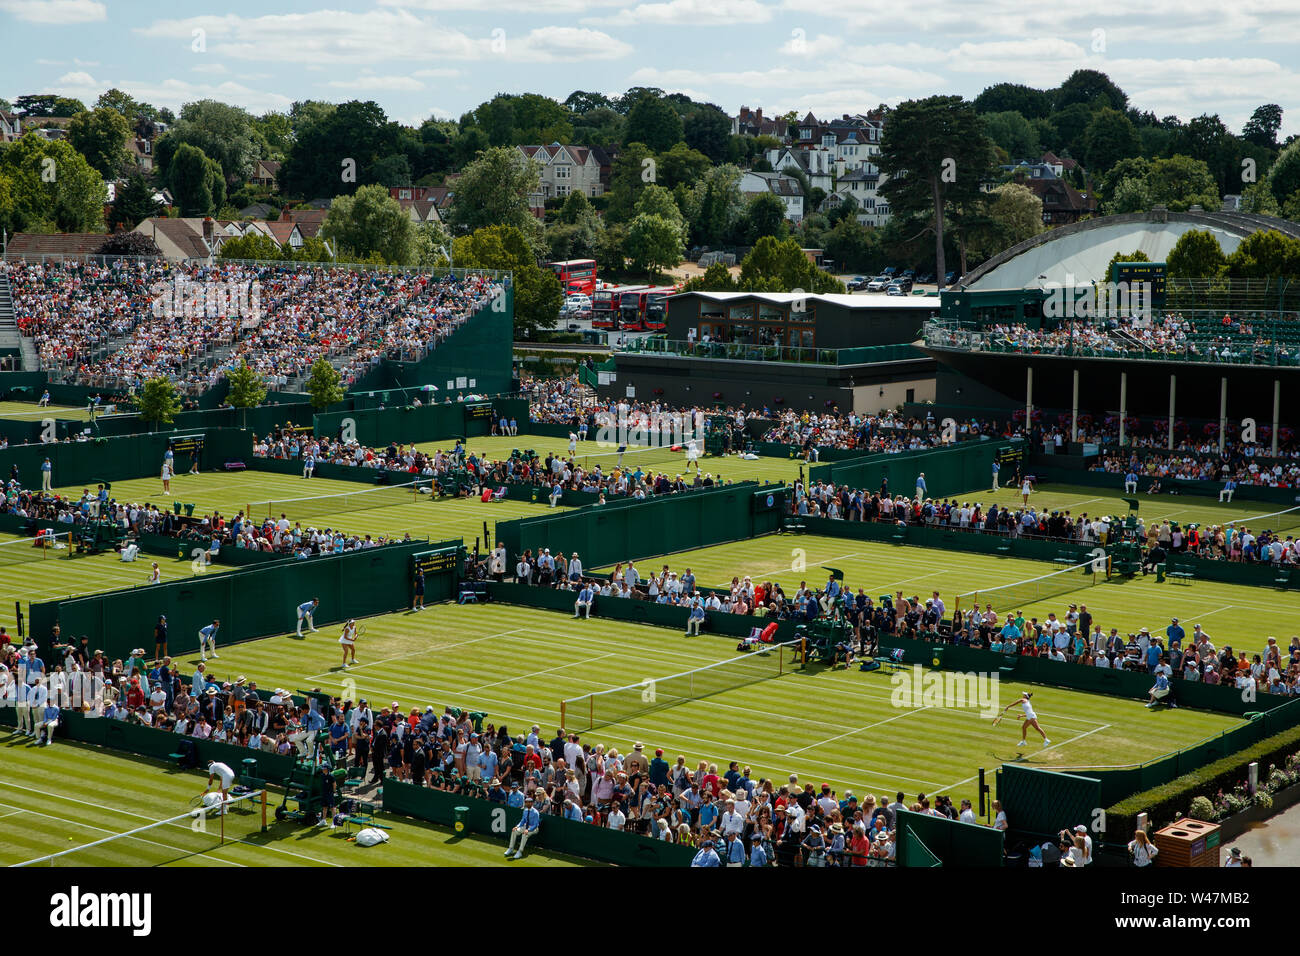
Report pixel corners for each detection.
[993,691,1051,748]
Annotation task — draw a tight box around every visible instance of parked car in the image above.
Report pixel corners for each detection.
[846,276,870,291]
[902,268,915,278]
[566,322,582,331]
[866,275,892,292]
[943,271,959,286]
[915,272,935,284]
[882,266,899,277]
[887,278,913,295]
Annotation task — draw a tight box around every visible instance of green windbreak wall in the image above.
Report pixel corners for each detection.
[996,765,1101,841]
[312,397,530,448]
[810,439,1021,499]
[798,516,1096,565]
[895,809,1002,866]
[0,428,251,487]
[28,539,457,661]
[494,482,787,570]
[382,779,695,867]
[1028,461,1300,508]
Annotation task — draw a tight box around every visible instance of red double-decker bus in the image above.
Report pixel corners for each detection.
[593,284,646,329]
[546,259,598,296]
[618,285,677,331]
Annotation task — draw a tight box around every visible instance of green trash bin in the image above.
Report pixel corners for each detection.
[454,806,469,834]
[173,501,182,515]
[184,503,195,517]
[241,757,259,784]
[930,645,945,669]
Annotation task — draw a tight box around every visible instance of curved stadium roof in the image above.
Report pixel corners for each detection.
[963,209,1300,290]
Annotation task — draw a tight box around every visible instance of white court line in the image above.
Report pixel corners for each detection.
[1,782,341,867]
[0,801,246,867]
[331,670,950,789]
[937,723,1113,793]
[784,707,932,757]
[0,808,25,820]
[306,626,531,679]
[748,550,866,579]
[458,652,618,695]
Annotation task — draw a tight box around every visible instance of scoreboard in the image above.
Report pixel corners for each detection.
[1110,261,1166,307]
[413,547,460,578]
[464,403,495,421]
[996,445,1023,466]
[170,435,205,457]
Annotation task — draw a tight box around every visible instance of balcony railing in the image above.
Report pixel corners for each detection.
[615,338,923,366]
[922,317,1300,368]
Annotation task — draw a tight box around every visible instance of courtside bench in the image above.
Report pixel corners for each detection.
[1167,561,1195,585]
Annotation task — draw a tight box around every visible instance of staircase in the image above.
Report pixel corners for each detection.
[0,273,24,368]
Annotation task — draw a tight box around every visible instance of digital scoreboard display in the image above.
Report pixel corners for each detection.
[1111,261,1167,306]
[170,435,205,456]
[413,548,459,577]
[464,403,495,421]
[996,446,1024,465]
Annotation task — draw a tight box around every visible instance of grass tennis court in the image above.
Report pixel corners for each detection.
[52,470,563,549]
[0,734,593,867]
[975,480,1300,533]
[161,602,1244,809]
[0,532,231,634]
[605,532,1296,649]
[0,400,101,421]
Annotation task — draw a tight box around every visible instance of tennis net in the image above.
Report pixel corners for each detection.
[0,531,72,566]
[574,441,703,475]
[249,479,429,523]
[561,640,803,733]
[955,558,1104,622]
[13,789,267,867]
[1236,504,1300,536]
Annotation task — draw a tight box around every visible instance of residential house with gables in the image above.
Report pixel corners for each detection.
[516,144,612,215]
[739,171,805,222]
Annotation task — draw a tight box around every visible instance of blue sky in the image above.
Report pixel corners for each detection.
[2,0,1297,138]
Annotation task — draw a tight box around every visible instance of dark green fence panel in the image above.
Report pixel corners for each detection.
[810,439,1021,500]
[0,428,253,487]
[997,765,1101,842]
[494,482,786,571]
[381,779,695,867]
[896,809,1002,866]
[799,516,1095,565]
[1029,461,1300,508]
[28,540,456,661]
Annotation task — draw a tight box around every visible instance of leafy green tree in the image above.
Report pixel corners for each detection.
[15,94,85,117]
[570,106,625,148]
[655,142,711,190]
[1239,180,1280,215]
[322,183,417,264]
[306,357,344,410]
[107,172,161,231]
[625,94,683,152]
[625,213,684,280]
[218,233,284,260]
[462,93,574,147]
[743,191,789,243]
[974,83,1053,119]
[1044,102,1095,158]
[444,146,542,249]
[969,182,1043,259]
[1225,230,1300,278]
[683,106,732,163]
[510,262,564,340]
[1243,104,1283,149]
[1055,69,1128,112]
[738,236,843,293]
[823,217,881,273]
[138,377,182,429]
[982,111,1040,161]
[1082,108,1141,174]
[68,107,132,177]
[1146,155,1220,210]
[169,143,223,217]
[1267,140,1300,206]
[156,99,262,188]
[690,163,745,245]
[604,142,657,223]
[0,136,106,232]
[877,95,997,284]
[1166,229,1227,278]
[224,359,268,424]
[279,100,400,199]
[95,89,155,121]
[96,231,161,257]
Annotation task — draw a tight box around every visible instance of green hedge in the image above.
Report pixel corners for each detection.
[1104,722,1300,842]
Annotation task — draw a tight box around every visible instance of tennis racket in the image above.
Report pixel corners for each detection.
[189,792,209,809]
[356,624,367,639]
[991,716,1002,727]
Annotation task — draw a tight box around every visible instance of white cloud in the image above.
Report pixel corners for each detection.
[382,0,620,11]
[191,62,228,75]
[413,68,460,78]
[0,0,105,24]
[52,70,293,114]
[602,0,774,26]
[504,26,633,62]
[327,75,426,91]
